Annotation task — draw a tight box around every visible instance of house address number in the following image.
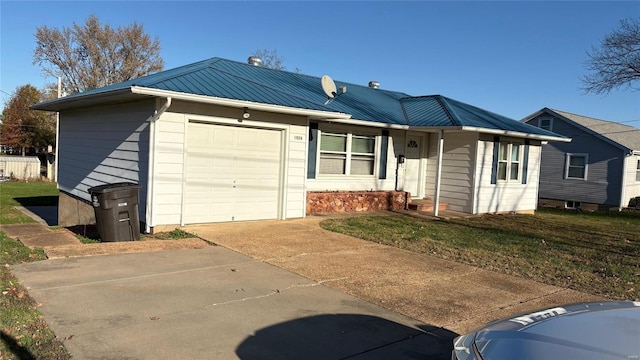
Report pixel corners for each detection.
[293,135,304,141]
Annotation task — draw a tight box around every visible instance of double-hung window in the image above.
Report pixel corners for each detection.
[636,159,640,182]
[565,153,588,180]
[497,142,521,182]
[319,131,376,176]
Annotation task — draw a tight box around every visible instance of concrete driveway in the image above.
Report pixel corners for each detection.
[11,246,455,359]
[184,215,602,334]
[10,213,600,359]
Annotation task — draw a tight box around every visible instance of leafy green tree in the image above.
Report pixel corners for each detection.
[33,14,164,94]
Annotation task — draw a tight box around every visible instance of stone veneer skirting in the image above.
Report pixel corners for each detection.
[306,191,410,215]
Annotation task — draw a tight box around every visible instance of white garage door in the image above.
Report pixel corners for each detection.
[184,122,282,223]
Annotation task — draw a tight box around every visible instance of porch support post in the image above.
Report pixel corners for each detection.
[434,130,444,217]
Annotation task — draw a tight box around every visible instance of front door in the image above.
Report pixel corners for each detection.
[404,135,423,198]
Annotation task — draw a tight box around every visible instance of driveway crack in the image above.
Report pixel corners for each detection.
[206,278,349,308]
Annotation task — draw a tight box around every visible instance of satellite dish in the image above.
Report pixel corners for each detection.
[321,75,338,99]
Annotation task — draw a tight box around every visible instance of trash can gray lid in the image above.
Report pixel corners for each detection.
[88,182,140,194]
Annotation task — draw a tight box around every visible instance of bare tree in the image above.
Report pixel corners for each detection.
[33,15,164,94]
[582,18,640,94]
[252,48,286,70]
[1,85,55,155]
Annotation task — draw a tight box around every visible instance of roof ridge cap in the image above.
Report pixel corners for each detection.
[434,96,460,126]
[210,58,413,97]
[550,109,621,126]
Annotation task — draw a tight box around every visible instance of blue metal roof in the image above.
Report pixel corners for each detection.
[39,57,566,139]
[400,96,456,126]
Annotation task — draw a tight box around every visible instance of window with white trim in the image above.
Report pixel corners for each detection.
[565,153,588,180]
[565,200,581,209]
[497,142,521,182]
[538,117,553,131]
[636,159,640,182]
[318,130,376,176]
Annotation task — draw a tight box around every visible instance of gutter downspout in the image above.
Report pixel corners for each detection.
[54,77,61,184]
[619,150,630,211]
[145,97,172,233]
[434,130,444,217]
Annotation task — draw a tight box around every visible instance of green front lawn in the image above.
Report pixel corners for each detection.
[321,209,640,301]
[0,181,59,224]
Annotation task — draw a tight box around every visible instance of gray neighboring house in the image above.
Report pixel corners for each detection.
[523,108,640,210]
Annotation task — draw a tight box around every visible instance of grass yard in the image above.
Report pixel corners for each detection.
[0,181,71,359]
[0,181,59,225]
[321,209,640,301]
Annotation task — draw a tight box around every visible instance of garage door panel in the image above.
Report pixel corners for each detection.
[184,122,282,224]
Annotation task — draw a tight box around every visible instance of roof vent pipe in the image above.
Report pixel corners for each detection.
[248,56,263,66]
[368,81,380,89]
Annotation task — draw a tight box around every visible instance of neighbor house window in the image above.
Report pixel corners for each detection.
[497,142,521,181]
[538,118,553,131]
[565,153,588,180]
[565,200,581,209]
[319,131,376,176]
[636,159,640,182]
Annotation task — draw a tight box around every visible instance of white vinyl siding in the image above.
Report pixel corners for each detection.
[424,132,476,213]
[565,153,588,180]
[621,155,640,208]
[148,101,307,227]
[149,110,187,226]
[474,137,541,214]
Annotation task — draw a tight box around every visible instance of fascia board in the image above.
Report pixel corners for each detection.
[130,86,352,120]
[323,117,409,130]
[30,88,135,111]
[460,126,572,142]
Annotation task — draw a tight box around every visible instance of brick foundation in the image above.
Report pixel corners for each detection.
[306,191,410,215]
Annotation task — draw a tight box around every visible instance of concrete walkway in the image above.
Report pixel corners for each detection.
[0,222,211,258]
[185,215,603,334]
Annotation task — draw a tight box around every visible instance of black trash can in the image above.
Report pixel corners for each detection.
[88,182,141,242]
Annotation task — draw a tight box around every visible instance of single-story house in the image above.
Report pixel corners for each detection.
[523,108,640,210]
[33,57,568,233]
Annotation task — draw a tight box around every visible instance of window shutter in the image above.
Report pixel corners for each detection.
[490,136,499,184]
[307,122,318,179]
[522,140,530,184]
[378,130,389,179]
